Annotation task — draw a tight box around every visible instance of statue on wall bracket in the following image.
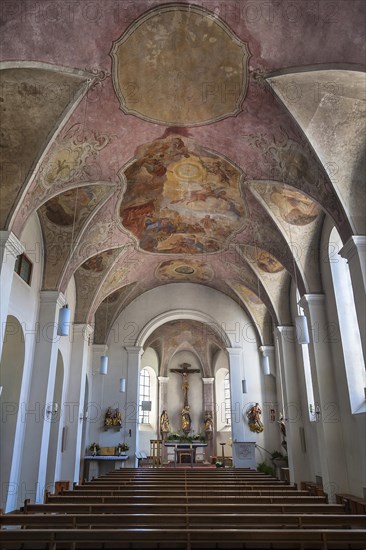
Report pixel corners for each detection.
[246,403,264,433]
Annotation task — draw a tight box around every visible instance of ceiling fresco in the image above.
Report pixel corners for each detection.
[0,66,89,229]
[1,0,364,345]
[111,4,250,126]
[38,184,114,289]
[119,135,246,254]
[156,259,214,282]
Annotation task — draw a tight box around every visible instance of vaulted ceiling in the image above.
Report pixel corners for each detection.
[1,0,365,347]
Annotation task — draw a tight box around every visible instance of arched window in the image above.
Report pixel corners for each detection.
[139,368,151,424]
[329,227,365,414]
[224,372,232,426]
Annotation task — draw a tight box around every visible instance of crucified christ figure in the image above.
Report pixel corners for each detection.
[170,363,200,433]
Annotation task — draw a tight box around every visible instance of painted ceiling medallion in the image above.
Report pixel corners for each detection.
[110,4,250,126]
[270,186,320,226]
[156,259,214,282]
[119,135,246,254]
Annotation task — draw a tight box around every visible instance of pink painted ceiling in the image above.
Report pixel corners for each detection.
[1,0,365,344]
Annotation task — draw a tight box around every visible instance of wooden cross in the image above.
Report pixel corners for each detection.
[170,363,200,407]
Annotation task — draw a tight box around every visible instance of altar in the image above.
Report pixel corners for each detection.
[164,442,208,465]
[84,455,129,480]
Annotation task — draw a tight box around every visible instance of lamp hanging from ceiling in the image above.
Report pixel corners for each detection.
[295,314,310,345]
[262,354,271,375]
[57,304,71,337]
[100,355,108,375]
[119,377,126,393]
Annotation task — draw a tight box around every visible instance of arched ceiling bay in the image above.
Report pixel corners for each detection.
[2,1,364,343]
[145,319,228,378]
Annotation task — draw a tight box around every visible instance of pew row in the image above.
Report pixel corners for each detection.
[22,500,345,515]
[2,513,366,529]
[1,527,366,549]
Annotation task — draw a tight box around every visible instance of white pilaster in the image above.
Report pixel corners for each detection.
[22,291,65,503]
[275,326,309,487]
[0,231,24,360]
[202,377,215,459]
[158,376,169,413]
[339,236,366,359]
[125,346,143,467]
[299,294,349,501]
[61,324,93,483]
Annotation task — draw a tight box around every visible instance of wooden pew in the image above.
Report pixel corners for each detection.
[63,487,309,498]
[45,493,327,505]
[2,512,366,529]
[22,500,346,515]
[1,527,366,549]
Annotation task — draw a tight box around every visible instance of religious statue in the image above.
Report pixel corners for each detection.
[113,408,122,427]
[160,409,170,439]
[104,407,114,427]
[246,402,264,433]
[203,410,213,440]
[104,407,122,428]
[170,363,200,435]
[170,363,200,408]
[181,405,192,433]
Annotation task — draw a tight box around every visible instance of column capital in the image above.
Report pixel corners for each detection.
[40,291,66,308]
[299,294,325,309]
[73,323,94,338]
[125,345,143,356]
[202,377,215,384]
[259,345,275,356]
[92,344,108,355]
[226,347,242,357]
[158,376,169,383]
[339,235,366,262]
[0,231,24,259]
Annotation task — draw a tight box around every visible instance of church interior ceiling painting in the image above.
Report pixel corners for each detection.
[1,0,364,347]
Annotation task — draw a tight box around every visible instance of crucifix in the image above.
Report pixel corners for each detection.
[170,362,200,407]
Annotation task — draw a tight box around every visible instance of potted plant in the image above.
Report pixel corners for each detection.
[257,461,274,476]
[271,451,288,466]
[215,460,224,468]
[89,442,100,456]
[117,442,129,456]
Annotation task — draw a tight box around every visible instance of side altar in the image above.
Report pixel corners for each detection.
[84,455,129,480]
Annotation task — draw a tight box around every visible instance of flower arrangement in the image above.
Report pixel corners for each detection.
[89,442,100,455]
[117,442,129,454]
[166,433,206,443]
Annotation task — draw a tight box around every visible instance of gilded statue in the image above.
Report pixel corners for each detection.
[246,402,264,433]
[181,405,192,433]
[160,409,170,439]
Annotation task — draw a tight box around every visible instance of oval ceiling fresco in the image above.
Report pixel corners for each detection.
[119,135,246,254]
[110,3,250,126]
[156,259,214,282]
